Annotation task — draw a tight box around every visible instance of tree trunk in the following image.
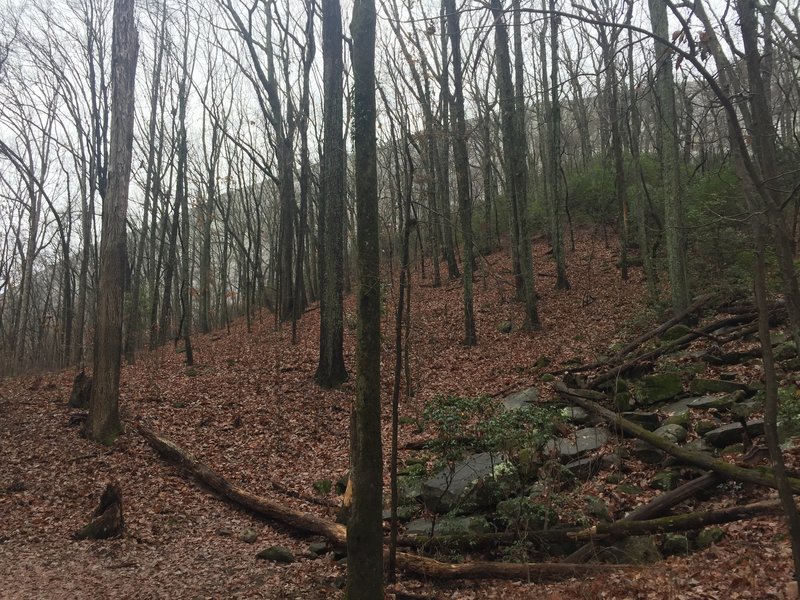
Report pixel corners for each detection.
[349,0,384,596]
[492,0,539,329]
[444,0,476,346]
[86,0,138,445]
[648,0,690,314]
[315,0,348,388]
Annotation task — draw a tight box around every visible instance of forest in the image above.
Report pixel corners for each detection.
[1,0,800,597]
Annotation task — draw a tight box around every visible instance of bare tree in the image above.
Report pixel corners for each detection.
[86,0,138,444]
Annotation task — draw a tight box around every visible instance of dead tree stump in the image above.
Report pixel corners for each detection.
[73,482,124,540]
[69,370,93,409]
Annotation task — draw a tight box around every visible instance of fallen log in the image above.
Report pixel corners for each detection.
[138,424,634,581]
[569,497,786,540]
[610,293,715,363]
[588,312,760,388]
[564,471,720,563]
[555,383,800,493]
[396,527,581,551]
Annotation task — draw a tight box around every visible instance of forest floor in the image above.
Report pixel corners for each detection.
[0,227,796,599]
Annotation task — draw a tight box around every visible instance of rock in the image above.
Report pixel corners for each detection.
[703,419,765,448]
[694,419,720,437]
[605,472,623,484]
[308,541,329,555]
[730,401,758,420]
[613,392,634,412]
[564,457,600,480]
[662,533,690,555]
[650,470,680,491]
[497,321,513,334]
[635,373,683,405]
[421,452,511,513]
[405,518,434,536]
[406,515,491,537]
[664,411,689,427]
[216,528,234,537]
[561,406,589,424]
[600,450,624,471]
[696,527,725,549]
[690,378,747,395]
[239,528,259,544]
[256,545,294,563]
[621,411,660,431]
[774,342,797,361]
[585,495,610,521]
[608,536,662,564]
[501,387,538,412]
[721,443,745,456]
[687,395,733,410]
[545,427,609,462]
[661,397,695,417]
[653,423,688,444]
[541,373,555,383]
[398,475,424,505]
[685,438,715,454]
[631,439,665,464]
[382,506,417,522]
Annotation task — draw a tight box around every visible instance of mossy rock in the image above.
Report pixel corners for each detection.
[613,392,634,412]
[664,411,689,427]
[608,535,662,564]
[650,470,680,491]
[695,419,719,437]
[497,321,513,334]
[616,484,644,495]
[540,373,555,383]
[635,373,683,405]
[774,342,797,361]
[689,378,747,395]
[696,527,725,549]
[585,495,610,521]
[662,533,691,555]
[256,545,295,563]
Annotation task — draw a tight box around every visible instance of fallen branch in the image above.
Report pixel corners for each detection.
[555,383,800,493]
[564,472,720,563]
[610,293,715,363]
[588,312,761,388]
[138,424,634,581]
[570,497,785,540]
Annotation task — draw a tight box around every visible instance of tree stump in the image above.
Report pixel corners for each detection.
[69,370,93,409]
[73,482,124,540]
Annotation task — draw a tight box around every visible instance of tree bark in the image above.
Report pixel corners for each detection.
[315,0,348,387]
[350,0,384,596]
[86,0,138,445]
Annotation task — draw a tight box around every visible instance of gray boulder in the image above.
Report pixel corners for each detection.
[256,546,294,563]
[703,419,764,448]
[545,427,609,462]
[653,423,688,444]
[621,411,660,431]
[421,452,511,513]
[501,387,538,412]
[635,373,683,405]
